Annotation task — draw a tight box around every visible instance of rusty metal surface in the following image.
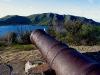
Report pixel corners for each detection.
[30,29,100,75]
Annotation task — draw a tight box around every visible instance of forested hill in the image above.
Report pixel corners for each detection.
[28,13,100,26]
[0,15,31,25]
[0,13,100,26]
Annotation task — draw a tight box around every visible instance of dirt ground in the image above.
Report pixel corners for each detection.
[0,50,43,75]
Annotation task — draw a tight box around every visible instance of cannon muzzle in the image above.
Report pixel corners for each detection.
[30,29,100,75]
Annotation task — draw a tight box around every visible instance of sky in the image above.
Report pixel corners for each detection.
[0,0,100,22]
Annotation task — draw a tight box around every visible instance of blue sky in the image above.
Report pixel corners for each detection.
[0,0,100,22]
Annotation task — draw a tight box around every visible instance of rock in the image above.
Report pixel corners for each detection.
[0,64,13,75]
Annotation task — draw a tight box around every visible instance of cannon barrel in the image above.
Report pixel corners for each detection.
[30,29,100,75]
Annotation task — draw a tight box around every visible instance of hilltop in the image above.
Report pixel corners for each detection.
[0,15,31,25]
[28,13,100,26]
[0,13,99,26]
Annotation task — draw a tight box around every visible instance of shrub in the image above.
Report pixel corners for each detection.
[17,31,31,44]
[48,21,100,45]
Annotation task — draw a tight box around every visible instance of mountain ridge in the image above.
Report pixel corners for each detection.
[0,13,100,26]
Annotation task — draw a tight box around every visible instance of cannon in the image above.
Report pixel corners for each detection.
[30,29,100,75]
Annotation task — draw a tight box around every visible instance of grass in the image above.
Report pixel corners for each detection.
[70,45,100,53]
[0,44,41,64]
[11,44,37,51]
[0,44,37,51]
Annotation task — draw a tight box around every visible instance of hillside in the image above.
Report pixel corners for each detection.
[28,13,100,26]
[0,13,100,26]
[0,15,31,25]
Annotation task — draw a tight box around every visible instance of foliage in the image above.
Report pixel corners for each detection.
[15,30,31,44]
[48,21,100,45]
[79,25,100,45]
[11,44,37,51]
[0,44,37,51]
[0,31,32,45]
[64,21,82,45]
[0,32,17,45]
[0,15,31,25]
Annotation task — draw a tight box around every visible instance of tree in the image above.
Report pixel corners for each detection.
[64,21,82,45]
[5,32,17,45]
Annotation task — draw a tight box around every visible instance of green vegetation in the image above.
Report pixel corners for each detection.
[17,31,31,44]
[0,15,31,25]
[10,44,37,51]
[0,31,32,46]
[0,44,37,51]
[0,13,99,26]
[48,21,100,45]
